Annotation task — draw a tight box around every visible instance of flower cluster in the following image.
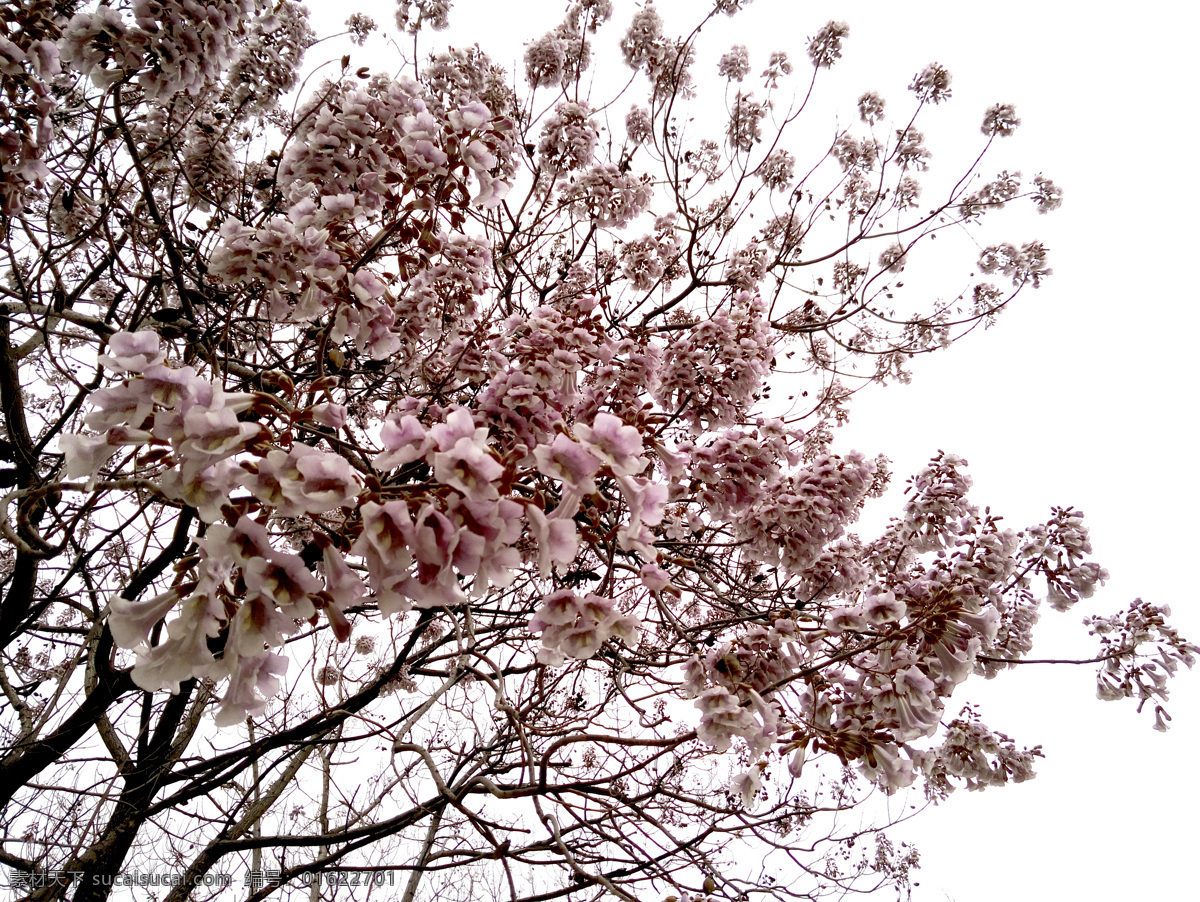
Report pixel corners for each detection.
[756,149,795,190]
[625,106,653,144]
[807,21,849,68]
[832,134,879,172]
[0,17,59,215]
[620,5,664,70]
[1086,601,1199,730]
[958,170,1023,219]
[727,92,769,152]
[762,51,792,87]
[1032,173,1063,213]
[619,216,682,291]
[978,241,1052,287]
[920,713,1043,795]
[560,164,653,227]
[525,30,567,87]
[223,0,313,114]
[878,243,907,273]
[538,102,599,171]
[61,0,256,100]
[180,114,240,211]
[909,63,952,104]
[982,102,1020,137]
[395,0,452,33]
[61,332,260,518]
[655,293,774,430]
[858,90,886,124]
[894,127,931,170]
[738,451,874,574]
[528,589,641,666]
[681,620,802,756]
[64,332,680,707]
[718,45,750,81]
[209,77,513,357]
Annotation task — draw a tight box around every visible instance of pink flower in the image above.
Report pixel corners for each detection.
[695,686,758,752]
[213,652,289,726]
[576,412,645,476]
[578,593,617,626]
[108,588,181,649]
[429,407,480,450]
[128,587,226,693]
[433,436,504,502]
[927,621,981,689]
[223,516,274,565]
[825,607,869,634]
[143,365,224,410]
[375,414,430,469]
[472,541,522,595]
[606,612,641,646]
[247,445,361,515]
[530,589,638,663]
[243,554,320,616]
[408,138,448,170]
[533,433,601,494]
[293,446,361,511]
[680,656,707,697]
[157,459,241,523]
[398,569,468,609]
[411,503,459,576]
[59,433,119,482]
[731,768,762,808]
[860,742,917,794]
[227,593,301,656]
[473,172,510,208]
[350,268,387,302]
[463,140,497,171]
[526,504,579,577]
[353,501,416,615]
[457,498,524,594]
[530,589,580,630]
[319,545,365,640]
[97,331,166,373]
[84,383,157,432]
[559,625,605,659]
[958,604,1001,644]
[615,475,667,559]
[450,101,491,130]
[861,588,906,625]
[616,475,667,528]
[320,192,358,216]
[537,646,566,667]
[310,402,347,430]
[639,562,672,591]
[179,407,259,464]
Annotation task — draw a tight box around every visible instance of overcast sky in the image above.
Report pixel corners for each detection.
[309,2,1200,898]
[813,4,1200,899]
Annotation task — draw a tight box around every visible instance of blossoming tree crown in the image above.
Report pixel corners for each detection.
[0,0,1192,899]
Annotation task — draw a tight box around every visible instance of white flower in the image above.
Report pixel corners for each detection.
[731,768,762,808]
[97,331,166,373]
[108,589,181,649]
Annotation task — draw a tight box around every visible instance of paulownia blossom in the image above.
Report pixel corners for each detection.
[2,3,1191,900]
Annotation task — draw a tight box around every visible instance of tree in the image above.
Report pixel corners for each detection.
[0,1,1194,900]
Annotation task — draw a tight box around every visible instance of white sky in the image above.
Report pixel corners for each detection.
[814,4,1200,900]
[309,1,1200,898]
